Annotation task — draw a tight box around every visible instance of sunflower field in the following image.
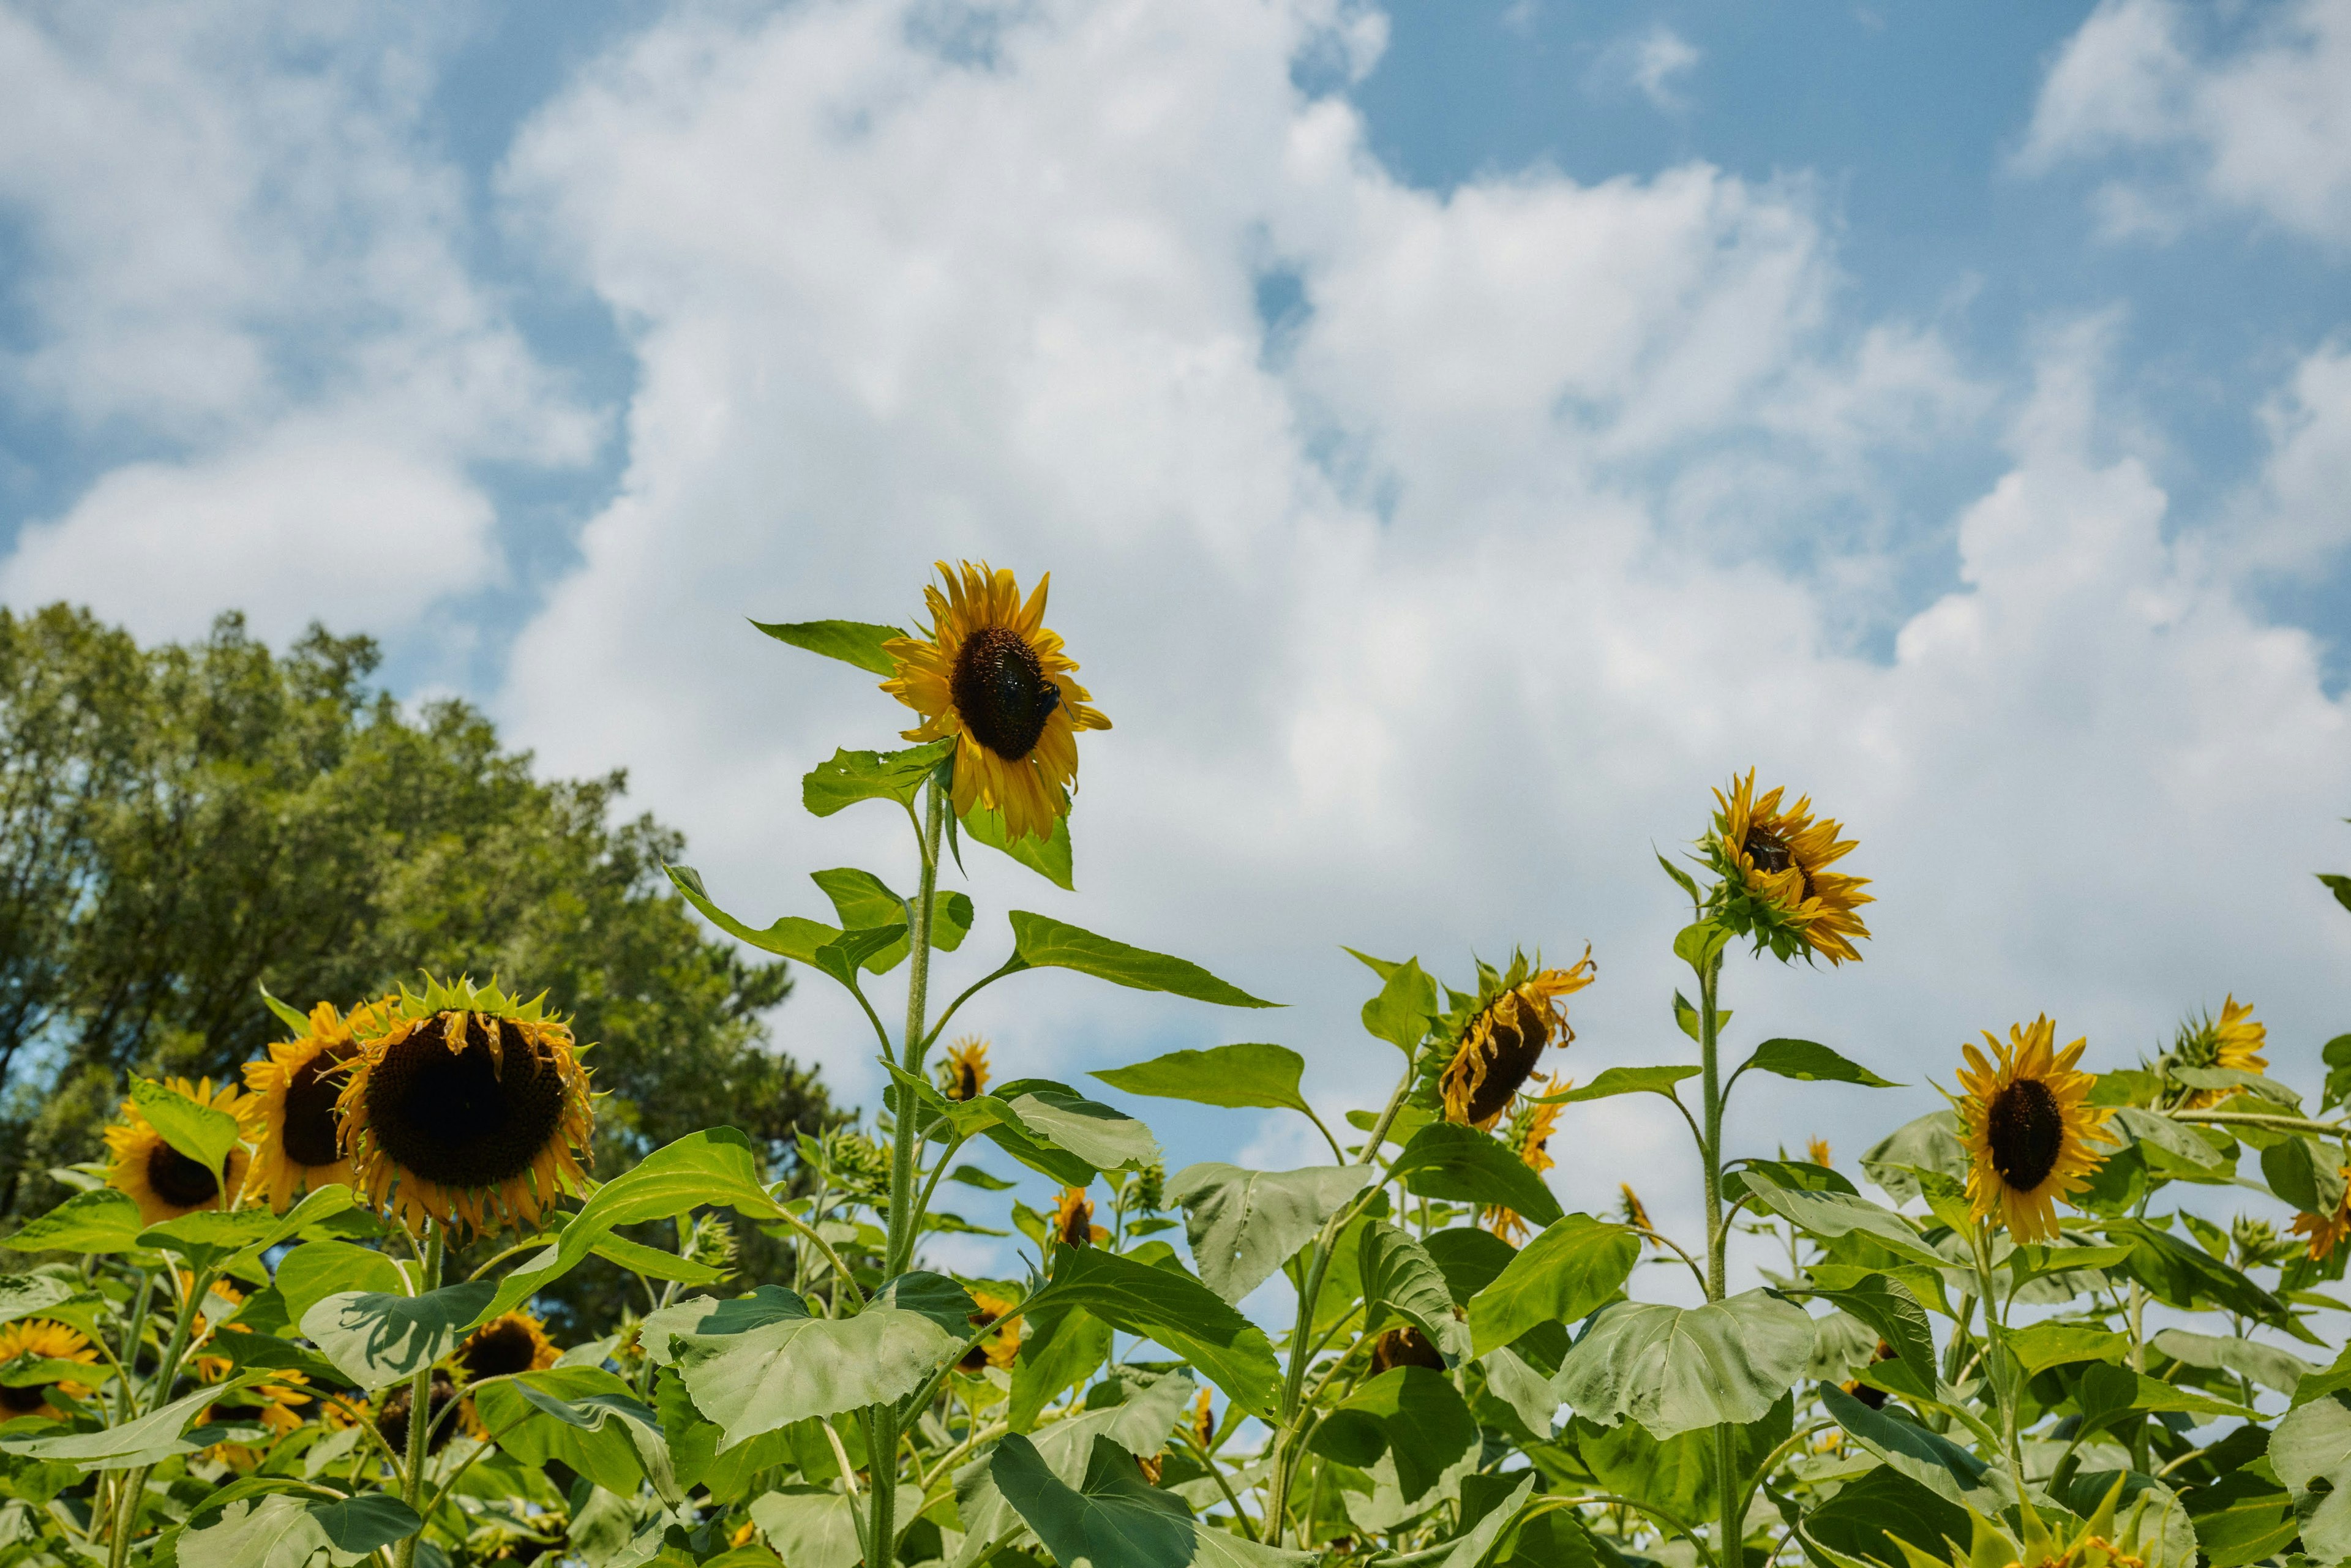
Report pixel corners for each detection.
[6,560,2350,1568]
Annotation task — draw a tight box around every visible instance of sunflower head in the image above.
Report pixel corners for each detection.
[1840,1340,1898,1412]
[1367,1326,1446,1376]
[1191,1388,1215,1450]
[2161,996,2268,1109]
[1617,1183,1653,1236]
[242,999,396,1213]
[337,976,594,1239]
[939,1037,993,1103]
[1483,1079,1565,1243]
[1701,770,1873,966]
[1437,950,1594,1129]
[1805,1136,1832,1168]
[376,1367,462,1457]
[0,1319,98,1422]
[1955,1016,2117,1244]
[459,1311,560,1382]
[104,1076,260,1226]
[959,1289,1022,1373]
[1049,1185,1106,1249]
[880,561,1111,844]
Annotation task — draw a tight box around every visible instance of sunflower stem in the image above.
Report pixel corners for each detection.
[1696,947,1744,1568]
[1968,1220,2033,1512]
[108,1260,212,1568]
[393,1226,443,1568]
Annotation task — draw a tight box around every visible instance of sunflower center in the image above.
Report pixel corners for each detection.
[283,1048,353,1168]
[1987,1076,2065,1191]
[365,1016,569,1191]
[1454,992,1551,1125]
[951,626,1060,761]
[1745,826,1794,875]
[376,1368,459,1456]
[953,1062,981,1101]
[0,1383,47,1415]
[146,1140,222,1208]
[462,1320,540,1380]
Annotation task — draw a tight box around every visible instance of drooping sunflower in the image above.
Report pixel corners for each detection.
[939,1037,992,1103]
[456,1310,561,1437]
[1703,770,1873,965]
[243,999,394,1212]
[1483,1078,1565,1244]
[0,1319,99,1422]
[1049,1185,1107,1248]
[104,1076,260,1226]
[880,561,1111,844]
[2166,996,2268,1109]
[1367,1326,1446,1375]
[1438,950,1595,1129]
[1805,1136,1832,1168]
[1955,1017,2115,1244]
[2291,1168,2351,1261]
[958,1289,1021,1373]
[338,977,594,1238]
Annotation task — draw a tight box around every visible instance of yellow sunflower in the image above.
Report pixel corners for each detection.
[1617,1183,1653,1236]
[1955,1017,2115,1244]
[1049,1185,1108,1249]
[243,999,394,1212]
[0,1319,98,1421]
[337,977,594,1239]
[2291,1168,2351,1261]
[881,561,1111,844]
[939,1037,992,1103]
[1439,951,1595,1129]
[1706,770,1873,965]
[959,1289,1022,1373]
[1805,1136,1832,1168]
[456,1310,561,1437]
[2170,996,2268,1109]
[195,1359,311,1469]
[1484,1077,1565,1244]
[1191,1388,1215,1450]
[104,1076,260,1226]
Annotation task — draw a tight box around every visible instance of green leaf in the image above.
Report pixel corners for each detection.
[194,1319,345,1387]
[2172,1066,2299,1106]
[138,1209,280,1270]
[672,1283,964,1447]
[749,617,905,675]
[2322,1033,2351,1111]
[1554,1289,1812,1441]
[1802,1463,1972,1568]
[2184,1468,2299,1568]
[1425,1227,1516,1308]
[2003,1322,2126,1377]
[0,1375,266,1468]
[1571,1393,1791,1526]
[1094,1044,1310,1113]
[2262,1136,2345,1212]
[962,1370,1205,1555]
[992,1433,1314,1568]
[664,865,842,962]
[0,1274,74,1325]
[1007,1090,1161,1173]
[1809,1275,1934,1388]
[1539,1066,1699,1105]
[1390,1123,1563,1228]
[1046,1245,1281,1416]
[1436,1472,1537,1568]
[1672,920,1729,972]
[1358,1221,1473,1365]
[1819,1384,2008,1512]
[2101,1218,2291,1327]
[301,1281,497,1390]
[1736,1169,1945,1269]
[1737,1038,1899,1088]
[1010,1303,1114,1433]
[1308,1366,1479,1505]
[1361,959,1437,1055]
[471,1367,680,1507]
[1858,1111,1967,1205]
[1654,852,1702,902]
[2274,1393,2351,1561]
[2110,1107,2230,1174]
[1468,1214,1638,1357]
[1007,912,1277,1008]
[1168,1163,1375,1305]
[746,1488,862,1568]
[2076,1363,2254,1433]
[948,1163,1016,1190]
[274,1240,405,1329]
[590,1234,728,1286]
[801,737,957,817]
[1,1188,144,1253]
[179,1492,422,1568]
[962,798,1077,890]
[129,1077,243,1176]
[2151,1327,2315,1395]
[810,865,972,971]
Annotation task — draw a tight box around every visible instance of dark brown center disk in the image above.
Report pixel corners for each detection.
[951,1063,981,1102]
[959,1305,1002,1371]
[283,1046,356,1168]
[0,1383,48,1415]
[146,1140,222,1208]
[1745,826,1793,875]
[1987,1077,2065,1192]
[376,1368,459,1455]
[1455,993,1549,1125]
[951,625,1060,760]
[1368,1326,1445,1376]
[364,1016,567,1190]
[1058,1204,1093,1248]
[462,1320,540,1380]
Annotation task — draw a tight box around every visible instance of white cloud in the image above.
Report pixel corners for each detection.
[2023,0,2351,246]
[1589,24,1700,113]
[2238,342,2351,570]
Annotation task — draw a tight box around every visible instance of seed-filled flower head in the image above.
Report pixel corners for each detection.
[2164,996,2267,1109]
[104,1077,260,1226]
[337,977,594,1239]
[243,999,395,1213]
[1438,950,1595,1130]
[1703,770,1873,965]
[1368,1326,1447,1376]
[939,1037,992,1103]
[882,561,1111,844]
[1049,1185,1107,1248]
[1956,1016,2115,1244]
[456,1310,561,1438]
[0,1319,99,1420]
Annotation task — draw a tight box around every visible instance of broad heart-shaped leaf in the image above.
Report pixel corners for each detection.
[1168,1163,1374,1305]
[2267,1392,2351,1559]
[750,616,905,675]
[1045,1246,1281,1416]
[665,864,844,962]
[302,1281,497,1390]
[991,1434,1313,1568]
[1,1188,144,1253]
[673,1286,963,1447]
[748,1488,862,1568]
[471,1367,680,1506]
[954,1369,1199,1566]
[1006,912,1277,1008]
[274,1240,405,1328]
[1359,1222,1472,1365]
[1469,1214,1639,1357]
[2260,1135,2345,1211]
[1435,1472,1536,1568]
[1010,1302,1114,1433]
[0,1274,73,1326]
[1360,959,1437,1054]
[809,866,972,973]
[1425,1226,1516,1307]
[1308,1366,1479,1504]
[2099,1218,2291,1327]
[1556,1289,1813,1441]
[1569,1392,1793,1525]
[1092,1043,1310,1113]
[2004,1322,2127,1376]
[2151,1327,2315,1395]
[1859,1111,1968,1204]
[1539,1067,1700,1105]
[141,1185,358,1272]
[1007,1090,1162,1173]
[2109,1107,2230,1173]
[471,1127,786,1327]
[130,1077,243,1175]
[801,736,956,817]
[1736,1169,1946,1269]
[1390,1123,1563,1229]
[2184,1469,2300,1568]
[0,1373,267,1468]
[1819,1384,2011,1513]
[962,799,1076,890]
[1736,1038,1899,1088]
[179,1492,422,1568]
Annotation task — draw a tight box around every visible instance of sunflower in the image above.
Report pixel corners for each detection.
[1049,1186,1107,1249]
[1484,1078,1564,1243]
[1191,1388,1215,1450]
[1704,770,1873,965]
[959,1289,1021,1373]
[1367,1327,1446,1375]
[375,1367,462,1457]
[338,977,594,1238]
[244,999,393,1212]
[1617,1184,1653,1237]
[104,1076,260,1226]
[456,1310,561,1438]
[1805,1136,1832,1168]
[196,1359,311,1469]
[1839,1340,1897,1412]
[939,1037,992,1103]
[2291,1169,2351,1261]
[0,1320,98,1421]
[1438,951,1595,1129]
[880,561,1111,844]
[1955,1017,2115,1244]
[2167,996,2268,1109]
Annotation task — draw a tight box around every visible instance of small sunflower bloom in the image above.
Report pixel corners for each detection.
[1049,1185,1107,1248]
[2169,996,2268,1109]
[104,1076,260,1226]
[242,999,393,1212]
[456,1310,561,1437]
[1439,950,1595,1129]
[375,1368,462,1457]
[1704,770,1873,965]
[940,1037,992,1102]
[882,561,1111,844]
[0,1320,99,1421]
[2292,1168,2351,1261]
[1618,1183,1653,1236]
[959,1289,1022,1373]
[1955,1017,2115,1244]
[1805,1136,1832,1168]
[1191,1388,1215,1450]
[1483,1079,1564,1243]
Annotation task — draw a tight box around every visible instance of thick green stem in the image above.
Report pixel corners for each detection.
[394,1228,444,1568]
[1695,951,1739,1568]
[1967,1223,2031,1509]
[109,1261,212,1568]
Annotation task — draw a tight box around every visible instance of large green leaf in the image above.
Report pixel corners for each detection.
[179,1492,421,1568]
[141,1187,357,1273]
[1468,1214,1638,1357]
[2004,1322,2127,1377]
[1818,1384,2008,1512]
[2270,1392,2351,1559]
[1555,1289,1812,1440]
[1570,1392,1792,1524]
[1540,1067,1699,1105]
[672,1280,964,1446]
[1858,1111,1967,1204]
[2151,1327,2315,1395]
[1736,1038,1898,1088]
[1007,1090,1161,1173]
[964,1367,1199,1555]
[961,800,1076,890]
[472,1367,680,1506]
[750,617,905,675]
[2184,1469,2299,1568]
[130,1078,243,1175]
[1802,1463,1971,1568]
[663,863,845,964]
[1810,1275,1934,1390]
[2101,1218,2290,1327]
[274,1240,405,1328]
[302,1281,497,1390]
[1,1188,144,1253]
[0,1375,266,1468]
[991,1433,1313,1568]
[0,1274,73,1326]
[1092,1044,1311,1113]
[1438,1472,1537,1568]
[1307,1366,1479,1505]
[2075,1363,2254,1430]
[1425,1227,1517,1307]
[2260,1135,2346,1212]
[1007,912,1277,1008]
[1168,1163,1374,1305]
[1359,1221,1472,1365]
[1390,1123,1562,1228]
[748,1488,862,1568]
[1046,1246,1281,1415]
[809,866,973,973]
[801,737,956,817]
[1010,1302,1113,1433]
[1736,1170,1945,1269]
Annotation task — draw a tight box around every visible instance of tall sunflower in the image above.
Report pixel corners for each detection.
[1703,770,1873,965]
[0,1319,99,1421]
[1049,1186,1107,1248]
[2166,996,2268,1109]
[457,1310,561,1438]
[1484,1078,1564,1244]
[243,999,393,1212]
[1438,951,1595,1129]
[1955,1017,2115,1244]
[939,1037,992,1103]
[881,561,1111,844]
[338,977,594,1238]
[104,1076,260,1226]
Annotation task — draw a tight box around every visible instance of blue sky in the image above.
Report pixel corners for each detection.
[2,0,2349,1290]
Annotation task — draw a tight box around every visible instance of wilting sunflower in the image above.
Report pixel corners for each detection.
[1805,1136,1832,1168]
[1368,1326,1446,1375]
[0,1319,98,1422]
[456,1310,561,1437]
[244,999,394,1212]
[1703,770,1873,966]
[1048,1186,1108,1248]
[958,1289,1021,1373]
[1955,1016,2115,1244]
[104,1076,260,1226]
[881,561,1111,844]
[939,1037,992,1103]
[1484,1079,1564,1243]
[1438,951,1595,1129]
[375,1367,463,1457]
[2291,1169,2351,1261]
[338,977,594,1237]
[2166,996,2268,1109]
